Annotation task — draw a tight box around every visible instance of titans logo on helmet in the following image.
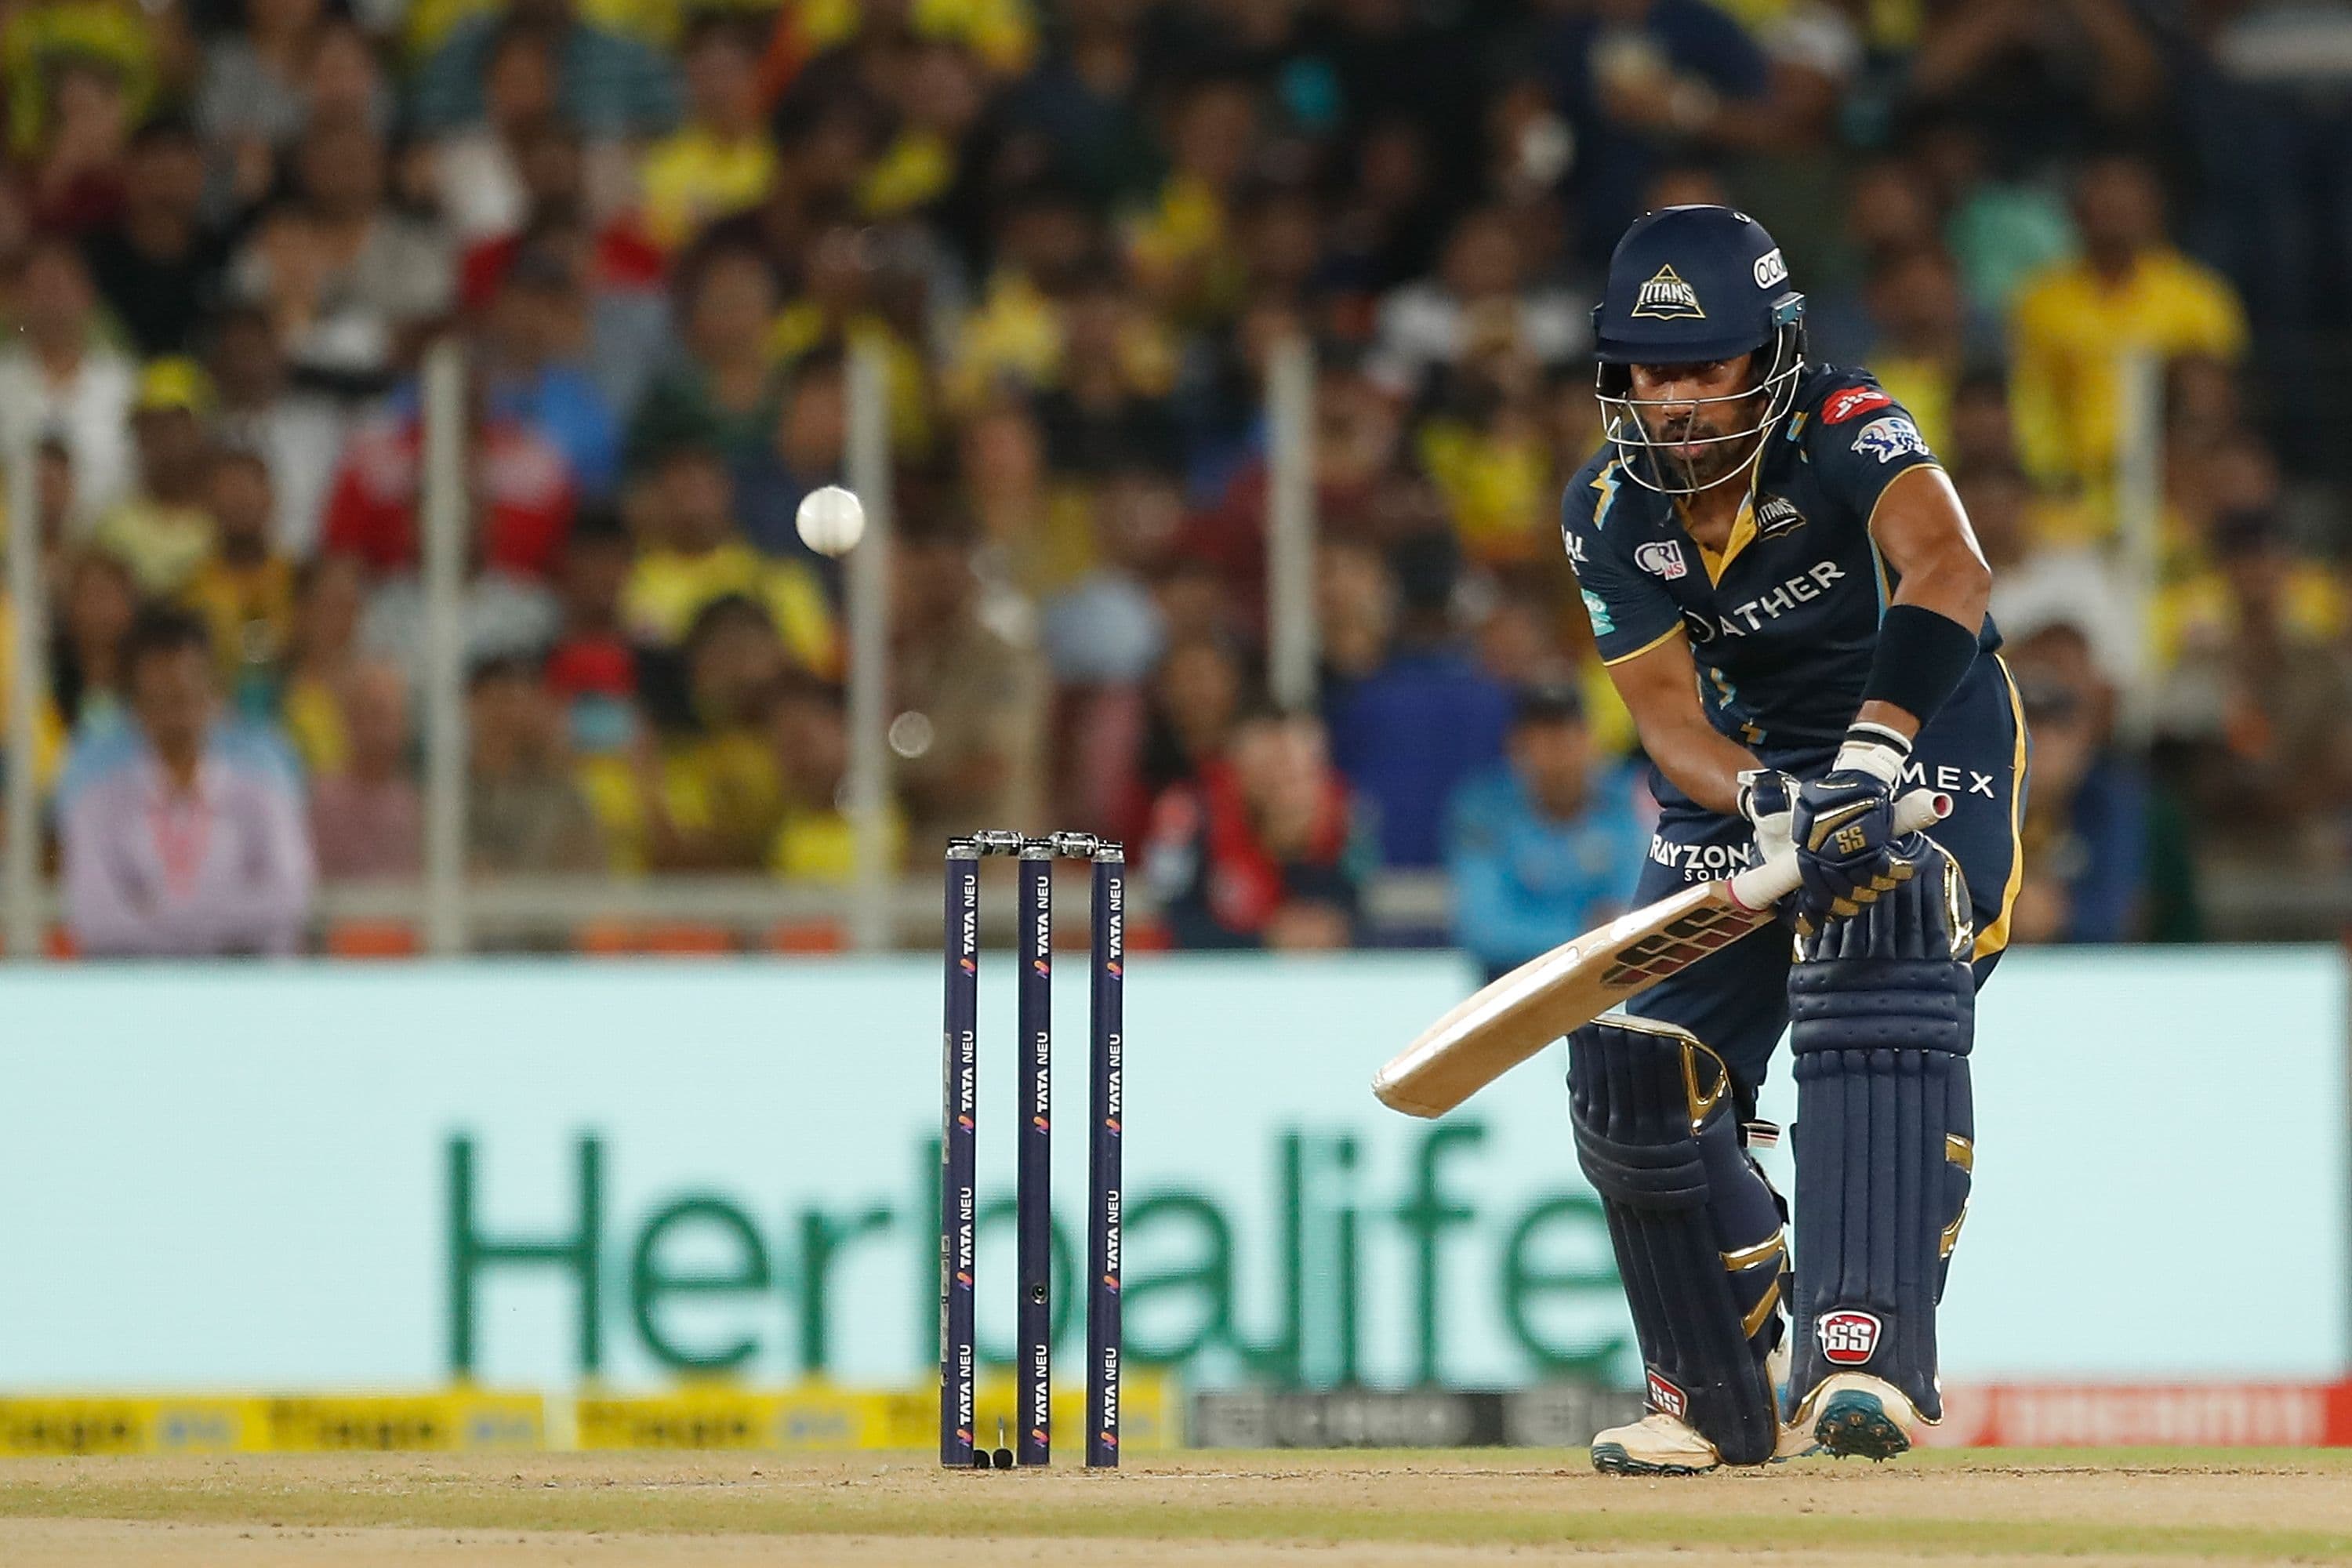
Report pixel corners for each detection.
[1631,264,1706,321]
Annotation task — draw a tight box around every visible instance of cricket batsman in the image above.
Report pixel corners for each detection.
[1559,207,2027,1473]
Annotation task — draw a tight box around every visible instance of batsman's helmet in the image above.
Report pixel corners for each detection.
[1592,205,1807,495]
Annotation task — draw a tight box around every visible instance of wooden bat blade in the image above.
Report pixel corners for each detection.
[1373,789,1954,1120]
[1371,880,1772,1118]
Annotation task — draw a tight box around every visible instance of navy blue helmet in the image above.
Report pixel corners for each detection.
[1592,205,1808,495]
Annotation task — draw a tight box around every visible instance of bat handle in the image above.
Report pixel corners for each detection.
[1724,789,1953,913]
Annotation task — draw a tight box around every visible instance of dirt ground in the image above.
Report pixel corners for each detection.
[0,1450,2347,1566]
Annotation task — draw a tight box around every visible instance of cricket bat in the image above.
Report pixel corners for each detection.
[1372,789,1951,1119]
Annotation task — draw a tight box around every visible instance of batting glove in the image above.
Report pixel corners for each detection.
[1790,724,1916,929]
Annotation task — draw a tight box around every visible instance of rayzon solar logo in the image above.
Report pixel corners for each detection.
[440,1129,1632,1383]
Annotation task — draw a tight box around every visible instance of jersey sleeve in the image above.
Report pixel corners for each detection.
[1561,467,1683,665]
[1806,376,1942,522]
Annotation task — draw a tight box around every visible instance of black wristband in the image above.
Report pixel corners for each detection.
[1860,604,1979,728]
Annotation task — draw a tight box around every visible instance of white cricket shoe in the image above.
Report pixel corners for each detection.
[1791,1372,1923,1461]
[1589,1410,1722,1476]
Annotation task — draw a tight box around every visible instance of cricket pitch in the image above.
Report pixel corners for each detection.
[1,1449,2348,1564]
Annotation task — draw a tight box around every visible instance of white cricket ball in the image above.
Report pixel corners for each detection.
[796,485,866,556]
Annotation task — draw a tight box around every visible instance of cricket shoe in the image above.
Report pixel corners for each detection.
[1792,1373,1922,1461]
[1588,1411,1722,1476]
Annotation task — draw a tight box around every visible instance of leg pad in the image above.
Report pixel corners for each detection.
[1787,848,1975,1421]
[1570,1016,1786,1466]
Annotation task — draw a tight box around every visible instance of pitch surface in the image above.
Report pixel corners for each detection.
[0,1450,2346,1563]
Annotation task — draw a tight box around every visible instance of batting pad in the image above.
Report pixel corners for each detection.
[1786,848,1975,1420]
[1570,1018,1787,1466]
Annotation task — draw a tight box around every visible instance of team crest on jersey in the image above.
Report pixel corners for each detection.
[1634,539,1689,579]
[1822,386,1893,425]
[1631,264,1705,321]
[1755,495,1806,537]
[1851,415,1928,464]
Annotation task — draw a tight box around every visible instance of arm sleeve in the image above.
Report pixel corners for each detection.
[1806,378,1944,526]
[1562,481,1682,665]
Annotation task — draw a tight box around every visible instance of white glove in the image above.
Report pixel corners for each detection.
[1736,768,1798,864]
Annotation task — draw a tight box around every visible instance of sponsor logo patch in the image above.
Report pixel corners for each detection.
[1646,1369,1689,1418]
[1755,494,1806,537]
[1822,386,1893,425]
[1634,539,1689,580]
[1632,264,1705,321]
[1580,588,1616,636]
[1752,248,1788,289]
[1851,415,1928,464]
[1817,1309,1882,1367]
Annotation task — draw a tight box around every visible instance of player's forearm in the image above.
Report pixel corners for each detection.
[1641,720,1759,817]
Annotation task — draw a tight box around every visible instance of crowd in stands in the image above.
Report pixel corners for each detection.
[2,0,2347,955]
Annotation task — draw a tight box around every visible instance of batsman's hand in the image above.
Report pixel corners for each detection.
[1736,768,1798,865]
[1790,726,1918,928]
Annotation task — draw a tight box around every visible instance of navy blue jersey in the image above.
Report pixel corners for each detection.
[1563,365,2002,748]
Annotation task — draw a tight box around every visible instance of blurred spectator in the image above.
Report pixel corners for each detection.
[1906,0,2162,172]
[1851,247,1985,457]
[182,446,296,713]
[544,507,643,722]
[2009,156,2247,506]
[633,592,789,871]
[81,115,228,357]
[629,241,779,470]
[1033,267,1182,477]
[732,349,845,556]
[412,0,681,143]
[309,659,423,880]
[1370,205,1588,398]
[891,510,1044,847]
[761,673,899,881]
[1125,74,1258,324]
[50,550,140,739]
[2160,511,2352,868]
[280,554,366,773]
[430,21,566,245]
[60,605,314,956]
[0,238,135,522]
[466,653,605,873]
[323,398,577,580]
[962,398,1092,597]
[457,113,666,312]
[1323,532,1513,869]
[1446,684,1649,981]
[1529,0,1770,263]
[2004,620,2178,943]
[999,0,1157,210]
[1122,634,1246,840]
[1145,706,1367,949]
[28,56,133,235]
[94,358,217,597]
[475,237,621,497]
[230,113,454,387]
[1964,461,2140,691]
[621,439,833,669]
[196,0,321,180]
[1040,463,1177,686]
[3,1,158,162]
[639,14,772,251]
[208,303,347,559]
